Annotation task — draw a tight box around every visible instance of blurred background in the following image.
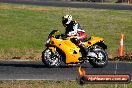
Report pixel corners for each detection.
[46,0,132,4]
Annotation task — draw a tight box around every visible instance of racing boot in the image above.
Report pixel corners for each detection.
[79,44,88,57]
[71,38,88,57]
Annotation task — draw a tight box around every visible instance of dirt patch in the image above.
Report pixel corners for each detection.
[109,52,132,61]
[12,53,41,60]
[0,5,49,11]
[0,48,42,61]
[0,48,132,61]
[30,8,49,11]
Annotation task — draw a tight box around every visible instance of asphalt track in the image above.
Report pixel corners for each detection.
[0,0,132,10]
[0,60,132,80]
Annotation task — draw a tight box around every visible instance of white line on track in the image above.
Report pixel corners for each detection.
[115,62,118,74]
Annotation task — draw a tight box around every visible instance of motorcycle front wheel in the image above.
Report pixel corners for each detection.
[42,48,62,67]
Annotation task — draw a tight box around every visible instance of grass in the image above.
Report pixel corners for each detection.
[0,80,131,88]
[0,3,132,60]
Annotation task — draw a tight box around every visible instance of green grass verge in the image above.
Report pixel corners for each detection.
[0,3,132,59]
[0,80,132,88]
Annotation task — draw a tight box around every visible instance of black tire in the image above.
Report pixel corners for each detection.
[89,48,108,68]
[42,48,62,67]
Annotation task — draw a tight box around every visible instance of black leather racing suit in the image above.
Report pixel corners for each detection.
[64,21,88,56]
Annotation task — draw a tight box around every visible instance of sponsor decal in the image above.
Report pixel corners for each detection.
[77,66,131,85]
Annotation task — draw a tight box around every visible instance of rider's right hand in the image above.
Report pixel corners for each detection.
[60,34,67,40]
[60,34,65,37]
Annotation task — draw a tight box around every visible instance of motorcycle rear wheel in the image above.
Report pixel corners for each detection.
[89,47,108,68]
[42,48,62,67]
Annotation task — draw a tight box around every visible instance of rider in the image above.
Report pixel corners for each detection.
[62,14,88,56]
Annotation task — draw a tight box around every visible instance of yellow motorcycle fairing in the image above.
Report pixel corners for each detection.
[49,37,80,63]
[82,36,104,46]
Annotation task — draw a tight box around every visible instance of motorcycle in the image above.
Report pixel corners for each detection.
[42,30,108,68]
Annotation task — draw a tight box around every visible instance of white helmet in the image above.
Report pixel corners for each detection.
[62,14,72,27]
